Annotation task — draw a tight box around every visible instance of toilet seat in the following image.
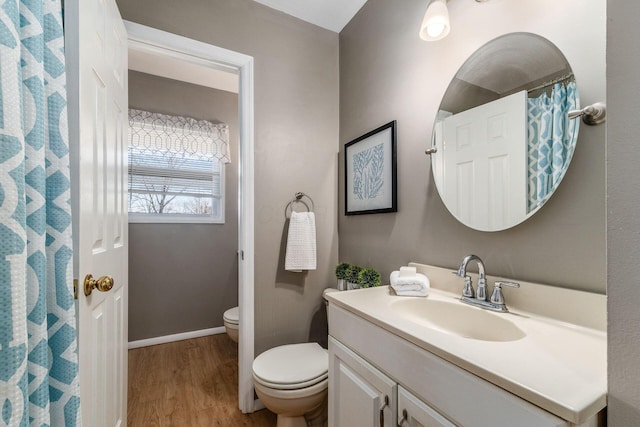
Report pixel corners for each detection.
[223,306,239,325]
[253,371,328,390]
[252,343,328,390]
[253,376,328,399]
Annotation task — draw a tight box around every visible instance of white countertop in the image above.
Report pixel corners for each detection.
[326,284,607,424]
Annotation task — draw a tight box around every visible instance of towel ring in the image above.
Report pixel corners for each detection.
[285,192,315,218]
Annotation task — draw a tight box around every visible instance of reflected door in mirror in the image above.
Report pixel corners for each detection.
[436,91,526,231]
[430,32,580,232]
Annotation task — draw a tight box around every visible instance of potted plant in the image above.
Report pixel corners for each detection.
[358,268,382,288]
[335,262,350,291]
[345,265,363,290]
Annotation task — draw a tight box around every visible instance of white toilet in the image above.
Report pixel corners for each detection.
[252,288,337,427]
[253,343,328,427]
[223,306,239,343]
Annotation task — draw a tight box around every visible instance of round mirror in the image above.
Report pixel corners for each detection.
[431,33,580,232]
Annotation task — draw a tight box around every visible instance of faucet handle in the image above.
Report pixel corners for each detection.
[490,281,520,305]
[452,271,476,298]
[452,271,475,297]
[495,281,520,288]
[460,275,475,298]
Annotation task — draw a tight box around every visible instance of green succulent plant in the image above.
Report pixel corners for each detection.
[358,268,381,288]
[335,262,351,280]
[345,265,362,284]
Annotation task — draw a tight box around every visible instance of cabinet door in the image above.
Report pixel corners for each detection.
[398,386,456,427]
[329,337,397,427]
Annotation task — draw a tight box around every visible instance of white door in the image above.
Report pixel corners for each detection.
[329,337,397,427]
[68,0,129,425]
[442,91,527,231]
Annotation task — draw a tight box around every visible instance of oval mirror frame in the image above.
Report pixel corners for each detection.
[431,32,580,232]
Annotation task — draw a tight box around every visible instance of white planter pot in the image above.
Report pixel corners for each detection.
[347,282,360,290]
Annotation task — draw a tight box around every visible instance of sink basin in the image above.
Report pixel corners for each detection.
[390,298,526,342]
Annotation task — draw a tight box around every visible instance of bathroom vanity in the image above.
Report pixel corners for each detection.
[325,264,606,427]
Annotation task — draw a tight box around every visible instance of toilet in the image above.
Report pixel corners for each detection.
[253,343,328,427]
[223,306,239,343]
[251,288,337,427]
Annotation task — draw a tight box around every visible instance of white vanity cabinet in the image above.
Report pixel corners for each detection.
[397,386,455,427]
[328,303,580,427]
[329,336,456,427]
[329,337,396,426]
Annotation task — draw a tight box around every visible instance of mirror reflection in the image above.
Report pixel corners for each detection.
[432,32,580,232]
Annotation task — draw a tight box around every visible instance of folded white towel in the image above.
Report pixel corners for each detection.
[399,266,417,277]
[285,211,317,272]
[390,271,430,296]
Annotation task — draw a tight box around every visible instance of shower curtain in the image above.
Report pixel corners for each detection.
[0,1,80,426]
[527,81,579,212]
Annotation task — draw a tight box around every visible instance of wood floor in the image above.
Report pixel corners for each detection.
[128,334,277,426]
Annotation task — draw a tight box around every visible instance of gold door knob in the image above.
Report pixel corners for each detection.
[84,274,114,296]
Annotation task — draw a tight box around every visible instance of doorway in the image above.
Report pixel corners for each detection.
[125,21,256,413]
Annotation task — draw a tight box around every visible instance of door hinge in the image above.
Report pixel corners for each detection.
[73,278,78,300]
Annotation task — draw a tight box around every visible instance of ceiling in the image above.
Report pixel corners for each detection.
[128,1,368,90]
[252,0,368,32]
[456,33,570,95]
[128,46,239,93]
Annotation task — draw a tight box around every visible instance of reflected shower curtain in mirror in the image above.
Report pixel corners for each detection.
[527,82,579,212]
[0,1,80,426]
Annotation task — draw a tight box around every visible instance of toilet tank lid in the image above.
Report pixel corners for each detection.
[253,343,328,385]
[322,288,339,301]
[223,306,239,323]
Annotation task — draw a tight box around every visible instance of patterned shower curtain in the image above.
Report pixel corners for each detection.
[526,81,579,213]
[0,1,80,426]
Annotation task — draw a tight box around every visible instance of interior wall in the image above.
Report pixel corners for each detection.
[339,0,606,293]
[127,71,239,341]
[607,0,640,423]
[117,0,339,354]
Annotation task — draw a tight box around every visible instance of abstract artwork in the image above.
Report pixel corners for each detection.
[353,142,384,200]
[345,121,397,215]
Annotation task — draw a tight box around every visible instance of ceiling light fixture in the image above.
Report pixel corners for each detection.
[419,0,450,41]
[419,0,489,42]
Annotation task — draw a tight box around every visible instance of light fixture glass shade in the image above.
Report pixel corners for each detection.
[419,0,450,41]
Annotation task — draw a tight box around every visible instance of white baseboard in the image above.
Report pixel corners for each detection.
[128,326,226,349]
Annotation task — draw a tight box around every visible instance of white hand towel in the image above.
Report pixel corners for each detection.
[399,266,417,277]
[390,271,430,297]
[285,211,317,272]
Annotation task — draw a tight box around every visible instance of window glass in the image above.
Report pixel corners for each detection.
[127,109,230,223]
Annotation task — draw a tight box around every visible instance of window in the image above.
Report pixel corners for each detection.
[127,109,231,223]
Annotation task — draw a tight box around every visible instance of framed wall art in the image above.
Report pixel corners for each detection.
[344,120,397,215]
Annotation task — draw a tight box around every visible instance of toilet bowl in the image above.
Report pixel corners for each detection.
[223,306,239,343]
[253,342,328,427]
[252,288,338,426]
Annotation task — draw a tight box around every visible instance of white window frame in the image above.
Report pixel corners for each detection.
[127,110,229,224]
[128,167,225,224]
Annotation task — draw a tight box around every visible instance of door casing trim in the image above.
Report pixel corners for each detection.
[124,21,256,413]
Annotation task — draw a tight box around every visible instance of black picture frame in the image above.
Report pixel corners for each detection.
[344,121,397,215]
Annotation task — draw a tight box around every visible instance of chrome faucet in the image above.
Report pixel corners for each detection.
[456,254,488,301]
[454,255,519,313]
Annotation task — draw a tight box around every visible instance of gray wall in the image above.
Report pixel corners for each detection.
[339,0,606,293]
[128,71,239,341]
[117,0,339,354]
[607,0,640,423]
